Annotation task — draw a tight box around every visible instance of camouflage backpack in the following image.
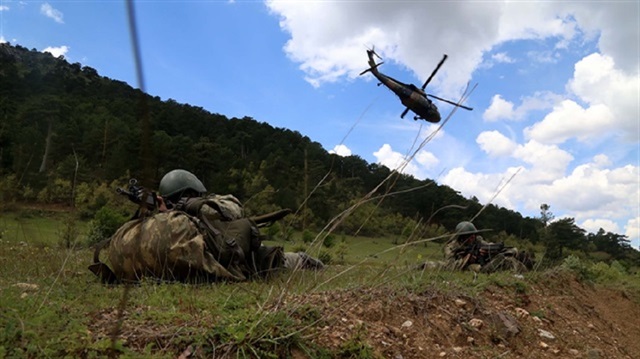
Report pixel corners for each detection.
[89,194,286,283]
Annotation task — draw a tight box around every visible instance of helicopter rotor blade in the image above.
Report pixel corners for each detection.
[421,54,448,91]
[368,45,383,60]
[427,94,473,111]
[400,107,411,118]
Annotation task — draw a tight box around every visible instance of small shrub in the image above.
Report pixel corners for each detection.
[322,234,335,248]
[589,262,623,282]
[318,250,332,265]
[292,243,308,253]
[561,254,590,280]
[334,242,349,264]
[57,214,80,248]
[265,221,281,240]
[86,206,128,245]
[302,230,315,244]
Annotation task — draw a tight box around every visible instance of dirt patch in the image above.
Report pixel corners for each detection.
[288,274,640,358]
[87,273,640,358]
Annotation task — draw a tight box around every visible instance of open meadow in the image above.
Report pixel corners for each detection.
[1,210,640,358]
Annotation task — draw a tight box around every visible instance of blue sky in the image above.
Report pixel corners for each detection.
[1,1,639,248]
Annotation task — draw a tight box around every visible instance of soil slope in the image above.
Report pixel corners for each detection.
[288,273,640,358]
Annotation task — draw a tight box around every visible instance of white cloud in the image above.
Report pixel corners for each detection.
[329,144,352,157]
[484,92,560,122]
[513,140,573,181]
[522,53,639,145]
[567,53,639,141]
[0,5,9,11]
[41,3,64,24]
[415,150,439,168]
[0,36,6,44]
[581,218,620,236]
[440,156,639,246]
[42,46,69,58]
[484,95,515,121]
[266,2,638,96]
[476,130,517,157]
[524,100,614,144]
[373,144,437,179]
[441,166,521,209]
[625,218,640,248]
[492,52,514,63]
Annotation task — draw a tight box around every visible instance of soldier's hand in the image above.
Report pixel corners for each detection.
[156,196,168,212]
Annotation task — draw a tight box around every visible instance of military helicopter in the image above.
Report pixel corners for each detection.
[360,49,473,123]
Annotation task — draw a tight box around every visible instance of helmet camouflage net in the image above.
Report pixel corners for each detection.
[159,169,207,198]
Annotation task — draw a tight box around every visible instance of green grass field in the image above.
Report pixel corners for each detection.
[1,210,638,358]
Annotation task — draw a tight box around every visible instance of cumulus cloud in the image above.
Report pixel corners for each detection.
[625,218,640,248]
[524,100,614,144]
[567,53,639,141]
[42,46,69,58]
[522,52,639,144]
[266,1,638,96]
[329,144,352,157]
[0,36,6,44]
[373,144,438,179]
[476,130,517,157]
[483,95,515,121]
[580,218,620,236]
[484,92,561,122]
[41,3,64,24]
[512,140,573,181]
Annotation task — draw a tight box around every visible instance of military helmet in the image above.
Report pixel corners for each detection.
[159,169,207,198]
[456,221,479,234]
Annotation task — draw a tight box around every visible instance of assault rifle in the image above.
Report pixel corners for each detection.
[454,242,507,266]
[116,178,159,211]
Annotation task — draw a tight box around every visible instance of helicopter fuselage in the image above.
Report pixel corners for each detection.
[361,49,472,122]
[370,70,441,123]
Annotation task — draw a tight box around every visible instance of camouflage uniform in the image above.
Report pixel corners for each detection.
[106,210,250,282]
[443,234,490,271]
[93,193,323,283]
[443,235,528,273]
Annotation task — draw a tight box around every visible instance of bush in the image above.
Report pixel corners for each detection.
[57,214,80,248]
[302,230,315,244]
[37,178,72,204]
[322,234,335,248]
[561,254,590,280]
[265,222,281,240]
[589,262,624,282]
[318,250,332,265]
[86,206,128,245]
[0,174,19,203]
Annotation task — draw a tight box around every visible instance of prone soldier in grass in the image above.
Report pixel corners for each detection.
[90,169,323,284]
[443,221,533,273]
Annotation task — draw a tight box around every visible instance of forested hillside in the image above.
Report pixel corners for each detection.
[0,43,637,266]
